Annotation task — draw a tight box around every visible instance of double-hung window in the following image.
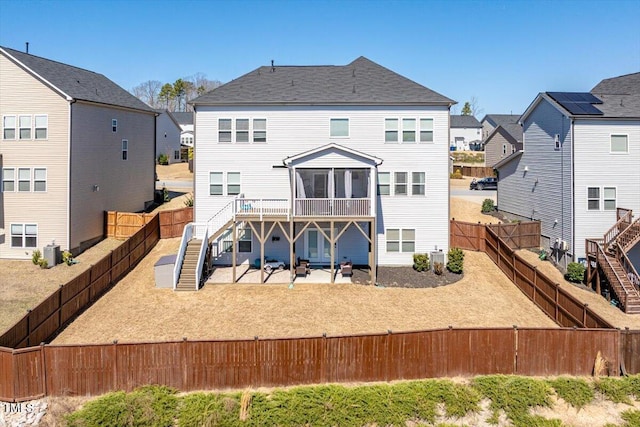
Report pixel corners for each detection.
[11,224,37,248]
[112,119,118,133]
[218,119,232,142]
[412,172,425,195]
[121,140,128,160]
[587,186,617,211]
[18,168,30,192]
[603,187,616,210]
[419,118,433,142]
[3,116,16,139]
[386,228,415,252]
[253,119,266,142]
[238,228,252,252]
[587,187,600,210]
[394,172,408,195]
[227,172,241,195]
[34,115,48,139]
[2,168,15,191]
[34,168,47,192]
[402,119,416,142]
[209,172,223,195]
[377,172,390,195]
[385,119,398,142]
[330,118,349,137]
[611,135,628,153]
[235,119,249,143]
[19,116,31,139]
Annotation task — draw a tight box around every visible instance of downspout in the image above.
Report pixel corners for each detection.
[570,118,575,263]
[67,100,76,253]
[153,112,158,209]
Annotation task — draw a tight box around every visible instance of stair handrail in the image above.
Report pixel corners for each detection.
[616,216,640,252]
[194,228,209,291]
[595,242,631,308]
[604,209,633,248]
[203,200,236,239]
[173,223,194,290]
[615,242,640,293]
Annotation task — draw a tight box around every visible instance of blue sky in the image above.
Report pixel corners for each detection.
[1,0,639,115]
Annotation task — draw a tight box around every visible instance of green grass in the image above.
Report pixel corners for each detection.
[65,377,640,427]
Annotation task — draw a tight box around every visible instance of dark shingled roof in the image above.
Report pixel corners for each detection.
[591,72,640,95]
[450,114,481,128]
[171,112,194,125]
[191,57,454,106]
[1,46,155,113]
[482,114,521,128]
[501,122,523,142]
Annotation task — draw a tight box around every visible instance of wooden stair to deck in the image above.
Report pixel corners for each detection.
[176,239,203,291]
[600,246,640,314]
[616,218,640,252]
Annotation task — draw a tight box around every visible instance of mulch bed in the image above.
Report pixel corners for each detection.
[352,266,463,288]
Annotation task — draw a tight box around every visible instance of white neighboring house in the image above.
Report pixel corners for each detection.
[495,72,640,266]
[173,112,194,149]
[155,110,182,163]
[183,57,455,287]
[450,115,481,151]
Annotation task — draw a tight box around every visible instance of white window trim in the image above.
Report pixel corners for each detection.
[218,118,267,144]
[3,115,17,140]
[377,171,391,196]
[401,118,416,143]
[209,171,224,195]
[384,118,399,143]
[603,186,617,211]
[10,223,38,249]
[34,167,47,192]
[386,228,416,253]
[252,118,267,143]
[2,167,15,192]
[218,118,232,143]
[587,186,600,211]
[19,115,32,140]
[411,172,426,196]
[34,114,48,140]
[419,117,434,143]
[235,118,250,144]
[226,172,241,196]
[385,117,434,144]
[394,172,408,196]
[610,133,629,154]
[17,168,31,192]
[238,228,253,253]
[121,139,128,160]
[112,119,118,133]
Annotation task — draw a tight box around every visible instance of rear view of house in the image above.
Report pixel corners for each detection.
[0,46,156,259]
[450,115,481,151]
[176,57,455,289]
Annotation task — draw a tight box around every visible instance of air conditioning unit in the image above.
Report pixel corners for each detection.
[560,240,569,252]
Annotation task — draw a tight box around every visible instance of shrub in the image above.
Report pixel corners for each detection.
[596,377,634,404]
[38,258,48,269]
[32,249,42,265]
[481,198,495,213]
[413,253,429,272]
[565,262,586,283]
[163,187,170,202]
[183,194,194,207]
[447,248,464,274]
[433,262,444,275]
[450,169,463,179]
[546,377,594,408]
[62,250,74,266]
[157,153,169,165]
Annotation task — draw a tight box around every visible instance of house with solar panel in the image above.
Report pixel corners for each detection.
[174,57,455,289]
[494,73,640,273]
[0,46,156,259]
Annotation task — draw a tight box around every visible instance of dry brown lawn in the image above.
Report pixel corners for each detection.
[0,239,124,334]
[156,162,192,181]
[52,238,557,345]
[517,250,640,329]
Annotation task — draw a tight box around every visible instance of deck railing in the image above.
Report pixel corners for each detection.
[294,198,371,217]
[603,208,633,248]
[235,198,290,220]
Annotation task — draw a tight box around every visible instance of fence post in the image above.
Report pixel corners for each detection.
[512,252,516,282]
[113,340,118,392]
[555,284,560,322]
[182,337,188,391]
[583,304,588,328]
[477,222,481,251]
[513,325,518,374]
[532,267,537,303]
[40,343,47,397]
[26,309,31,347]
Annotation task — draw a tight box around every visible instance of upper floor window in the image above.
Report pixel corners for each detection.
[402,119,415,142]
[34,168,47,192]
[385,119,398,142]
[3,116,16,139]
[412,172,425,195]
[503,144,507,155]
[227,172,241,195]
[34,115,48,139]
[587,187,600,210]
[330,118,349,138]
[394,172,408,195]
[19,115,32,139]
[420,118,433,142]
[377,172,390,195]
[11,223,38,248]
[253,119,266,142]
[611,134,628,153]
[219,119,232,142]
[236,119,249,143]
[209,172,223,195]
[112,119,118,132]
[18,168,30,192]
[603,187,616,210]
[121,139,128,160]
[2,168,15,191]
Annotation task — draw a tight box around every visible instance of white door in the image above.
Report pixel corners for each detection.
[305,229,331,264]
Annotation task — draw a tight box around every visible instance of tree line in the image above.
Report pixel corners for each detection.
[131,73,222,112]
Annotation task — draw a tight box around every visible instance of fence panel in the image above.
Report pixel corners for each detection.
[0,314,28,349]
[0,347,14,401]
[385,330,449,380]
[159,207,193,238]
[184,340,257,390]
[29,290,60,335]
[45,345,116,397]
[446,329,516,376]
[517,328,619,376]
[116,342,184,392]
[12,347,45,401]
[325,333,390,383]
[256,337,325,387]
[61,270,91,305]
[450,220,485,251]
[106,211,154,239]
[453,165,495,178]
[621,329,640,375]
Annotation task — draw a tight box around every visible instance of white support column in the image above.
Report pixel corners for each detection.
[370,166,376,216]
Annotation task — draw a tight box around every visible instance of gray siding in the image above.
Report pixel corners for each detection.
[485,129,516,167]
[69,102,155,251]
[497,99,572,262]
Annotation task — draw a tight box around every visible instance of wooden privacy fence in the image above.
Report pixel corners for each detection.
[450,220,613,329]
[0,215,160,350]
[453,165,495,178]
[0,327,630,402]
[106,207,192,239]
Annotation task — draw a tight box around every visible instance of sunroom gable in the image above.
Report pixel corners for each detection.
[283,143,383,168]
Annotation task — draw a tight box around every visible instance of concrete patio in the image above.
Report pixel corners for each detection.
[207,265,354,285]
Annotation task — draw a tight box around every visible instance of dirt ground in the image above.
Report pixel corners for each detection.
[155,162,193,181]
[52,238,557,345]
[0,239,124,334]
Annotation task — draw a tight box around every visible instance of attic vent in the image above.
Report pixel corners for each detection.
[352,68,355,77]
[270,59,275,72]
[291,79,294,86]
[352,84,356,94]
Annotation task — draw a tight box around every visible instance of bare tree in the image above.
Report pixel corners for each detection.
[469,96,484,118]
[131,80,163,108]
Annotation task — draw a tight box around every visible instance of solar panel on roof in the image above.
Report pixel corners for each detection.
[559,101,603,115]
[547,92,604,115]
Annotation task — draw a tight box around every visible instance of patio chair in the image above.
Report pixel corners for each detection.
[340,261,353,277]
[296,259,310,277]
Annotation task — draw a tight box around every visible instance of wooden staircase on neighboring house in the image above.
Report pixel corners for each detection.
[587,208,640,314]
[175,239,203,291]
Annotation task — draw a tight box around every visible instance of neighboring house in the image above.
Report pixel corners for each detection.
[185,56,454,286]
[450,115,481,151]
[173,112,194,149]
[155,110,182,163]
[481,114,521,141]
[0,46,156,259]
[495,72,640,267]
[483,121,523,167]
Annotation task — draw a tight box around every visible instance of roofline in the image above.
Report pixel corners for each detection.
[192,100,455,107]
[163,110,183,128]
[74,99,158,116]
[519,92,640,123]
[493,150,523,169]
[283,142,383,166]
[1,47,73,102]
[484,125,519,145]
